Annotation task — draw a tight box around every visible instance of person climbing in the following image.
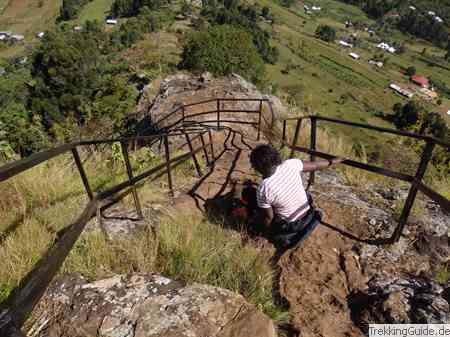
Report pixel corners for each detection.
[249,144,345,249]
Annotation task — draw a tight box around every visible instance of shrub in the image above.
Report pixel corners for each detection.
[405,66,416,77]
[315,25,336,42]
[180,25,265,83]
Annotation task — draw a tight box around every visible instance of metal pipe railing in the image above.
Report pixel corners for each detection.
[281,115,450,244]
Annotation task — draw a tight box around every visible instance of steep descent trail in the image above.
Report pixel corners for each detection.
[173,129,368,337]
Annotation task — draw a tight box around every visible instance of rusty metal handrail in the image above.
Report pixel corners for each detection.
[0,98,269,337]
[281,115,450,243]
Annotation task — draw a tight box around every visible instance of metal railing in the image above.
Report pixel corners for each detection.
[1,97,448,335]
[0,97,272,336]
[281,115,450,243]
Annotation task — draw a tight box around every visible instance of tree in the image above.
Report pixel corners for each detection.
[59,0,90,21]
[180,25,265,83]
[315,25,336,42]
[262,6,270,18]
[392,101,422,130]
[405,66,416,77]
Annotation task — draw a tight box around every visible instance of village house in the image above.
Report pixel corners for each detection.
[339,40,353,48]
[11,34,24,41]
[106,18,118,25]
[389,83,414,98]
[411,75,429,88]
[349,52,360,60]
[369,60,383,68]
[377,42,396,54]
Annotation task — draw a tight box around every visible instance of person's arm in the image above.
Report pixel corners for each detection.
[256,206,274,229]
[302,157,345,172]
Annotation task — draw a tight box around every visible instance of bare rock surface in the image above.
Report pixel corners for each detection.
[33,273,276,337]
[139,73,285,132]
[349,276,450,333]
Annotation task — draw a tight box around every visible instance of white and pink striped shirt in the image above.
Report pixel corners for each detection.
[256,159,309,222]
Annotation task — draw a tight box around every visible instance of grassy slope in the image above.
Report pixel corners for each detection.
[72,0,113,24]
[0,0,113,58]
[259,0,450,120]
[0,0,61,57]
[254,0,449,174]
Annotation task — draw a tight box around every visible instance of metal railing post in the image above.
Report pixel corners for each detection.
[308,117,317,186]
[163,135,174,197]
[290,119,302,158]
[199,132,210,166]
[257,100,263,141]
[281,120,287,149]
[208,129,215,162]
[120,141,143,219]
[185,132,202,177]
[390,141,435,243]
[71,147,93,200]
[217,99,221,129]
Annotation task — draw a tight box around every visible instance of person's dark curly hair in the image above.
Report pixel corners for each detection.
[250,144,282,177]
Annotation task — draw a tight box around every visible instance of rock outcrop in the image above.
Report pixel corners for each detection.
[32,273,276,337]
[136,73,286,134]
[349,276,450,332]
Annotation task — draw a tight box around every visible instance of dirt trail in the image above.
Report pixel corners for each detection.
[174,131,369,337]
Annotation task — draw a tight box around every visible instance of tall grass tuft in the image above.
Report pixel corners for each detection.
[62,209,285,321]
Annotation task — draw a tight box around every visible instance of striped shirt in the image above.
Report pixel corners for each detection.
[256,159,309,222]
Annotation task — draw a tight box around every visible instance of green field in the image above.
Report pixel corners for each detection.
[73,0,114,24]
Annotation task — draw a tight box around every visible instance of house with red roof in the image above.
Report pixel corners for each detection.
[411,75,429,88]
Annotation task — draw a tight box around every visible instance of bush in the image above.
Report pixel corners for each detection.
[315,25,336,42]
[405,66,416,77]
[59,0,90,21]
[180,25,265,83]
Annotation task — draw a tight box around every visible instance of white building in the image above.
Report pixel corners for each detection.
[377,42,396,53]
[409,6,416,10]
[339,40,353,48]
[434,16,443,23]
[369,60,383,67]
[311,6,321,11]
[349,52,360,60]
[387,46,396,54]
[427,11,436,16]
[389,83,414,98]
[106,19,118,25]
[74,26,82,31]
[11,34,24,41]
[37,32,45,38]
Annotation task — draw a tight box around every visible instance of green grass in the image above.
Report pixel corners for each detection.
[74,0,113,24]
[435,263,450,285]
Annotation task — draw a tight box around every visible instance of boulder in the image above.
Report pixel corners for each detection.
[138,73,285,134]
[32,273,276,337]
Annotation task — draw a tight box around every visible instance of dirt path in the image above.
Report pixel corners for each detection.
[173,131,371,337]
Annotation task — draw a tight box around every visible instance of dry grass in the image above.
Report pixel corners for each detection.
[0,144,162,301]
[0,144,287,322]
[273,112,374,188]
[62,209,280,319]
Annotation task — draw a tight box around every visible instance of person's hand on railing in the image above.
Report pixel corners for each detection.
[329,157,346,166]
